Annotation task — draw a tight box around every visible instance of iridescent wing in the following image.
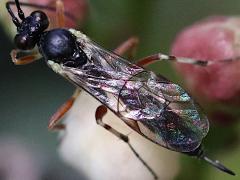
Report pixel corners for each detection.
[117,71,209,152]
[51,29,209,153]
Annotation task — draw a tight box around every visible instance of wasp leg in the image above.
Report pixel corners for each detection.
[49,0,76,130]
[10,49,41,65]
[55,0,65,28]
[95,105,158,180]
[136,53,240,67]
[48,89,81,131]
[114,37,139,59]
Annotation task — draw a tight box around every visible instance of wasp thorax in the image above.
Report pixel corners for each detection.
[14,10,49,50]
[39,29,76,60]
[39,28,89,68]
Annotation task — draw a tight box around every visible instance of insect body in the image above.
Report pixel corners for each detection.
[47,28,209,153]
[6,0,235,178]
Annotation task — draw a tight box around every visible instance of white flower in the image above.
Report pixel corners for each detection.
[59,91,179,180]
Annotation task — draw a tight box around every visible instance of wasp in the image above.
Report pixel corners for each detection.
[6,0,236,179]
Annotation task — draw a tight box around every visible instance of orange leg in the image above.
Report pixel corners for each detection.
[47,0,73,131]
[56,0,65,28]
[47,0,70,131]
[48,89,80,131]
[10,49,41,65]
[113,37,139,58]
[136,53,240,67]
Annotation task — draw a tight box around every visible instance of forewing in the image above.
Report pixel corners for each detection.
[56,29,209,153]
[118,71,209,152]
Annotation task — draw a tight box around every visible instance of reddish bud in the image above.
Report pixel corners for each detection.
[171,16,240,104]
[209,111,236,126]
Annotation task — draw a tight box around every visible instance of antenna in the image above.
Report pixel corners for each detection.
[15,0,25,20]
[6,0,21,27]
[6,0,76,26]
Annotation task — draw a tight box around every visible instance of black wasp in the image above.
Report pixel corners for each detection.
[6,0,236,179]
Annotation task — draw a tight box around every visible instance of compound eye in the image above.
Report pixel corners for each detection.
[30,10,49,31]
[14,34,36,50]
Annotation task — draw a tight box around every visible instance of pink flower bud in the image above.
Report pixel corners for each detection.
[209,111,236,126]
[170,16,240,125]
[171,16,240,104]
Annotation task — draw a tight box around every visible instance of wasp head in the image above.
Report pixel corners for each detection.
[14,11,49,50]
[6,0,49,50]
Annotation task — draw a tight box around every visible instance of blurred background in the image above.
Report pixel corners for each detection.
[0,0,240,179]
